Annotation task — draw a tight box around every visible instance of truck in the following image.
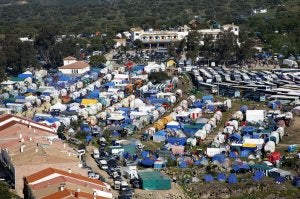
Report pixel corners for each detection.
[93,149,100,159]
[282,59,298,68]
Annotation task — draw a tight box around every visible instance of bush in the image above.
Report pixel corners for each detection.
[148,71,169,83]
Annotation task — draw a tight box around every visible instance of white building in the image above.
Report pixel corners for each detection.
[58,56,90,75]
[130,23,239,48]
[130,26,190,47]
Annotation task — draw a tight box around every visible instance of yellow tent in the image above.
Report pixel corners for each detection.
[153,120,165,131]
[166,59,176,68]
[161,115,173,125]
[242,143,256,148]
[81,99,98,106]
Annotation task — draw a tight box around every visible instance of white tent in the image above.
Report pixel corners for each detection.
[50,102,67,111]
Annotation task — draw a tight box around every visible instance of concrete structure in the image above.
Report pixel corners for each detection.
[113,38,127,48]
[24,167,112,199]
[0,114,85,196]
[59,57,90,75]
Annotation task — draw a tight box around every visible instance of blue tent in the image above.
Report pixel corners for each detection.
[141,150,153,158]
[202,95,214,103]
[59,76,71,81]
[207,105,215,112]
[212,154,226,163]
[240,105,248,113]
[228,173,238,184]
[167,137,187,146]
[204,174,214,183]
[199,156,208,165]
[194,160,201,166]
[228,133,242,142]
[275,176,286,183]
[193,101,204,108]
[104,82,115,87]
[217,173,226,182]
[241,126,256,136]
[240,150,251,158]
[18,72,33,79]
[140,157,156,167]
[233,163,250,172]
[253,171,264,182]
[179,161,188,168]
[292,177,300,188]
[86,134,93,142]
[229,151,239,159]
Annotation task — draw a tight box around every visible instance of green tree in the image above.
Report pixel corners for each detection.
[148,71,169,83]
[215,30,238,64]
[238,38,257,61]
[133,39,144,50]
[89,55,107,66]
[0,182,19,199]
[168,42,177,58]
[186,31,201,61]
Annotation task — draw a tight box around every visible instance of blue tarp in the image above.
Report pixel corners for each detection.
[217,173,226,181]
[204,174,214,183]
[228,173,238,184]
[292,177,300,187]
[88,89,100,98]
[212,154,226,163]
[253,171,264,182]
[59,76,71,81]
[167,137,187,146]
[46,117,59,123]
[132,65,144,71]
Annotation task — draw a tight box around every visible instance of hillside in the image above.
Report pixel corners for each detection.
[0,0,299,53]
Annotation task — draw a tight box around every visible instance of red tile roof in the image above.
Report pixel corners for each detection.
[42,189,109,199]
[26,168,106,187]
[0,114,55,133]
[63,56,77,60]
[59,61,90,69]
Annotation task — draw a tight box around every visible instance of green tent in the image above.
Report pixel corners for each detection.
[138,171,171,190]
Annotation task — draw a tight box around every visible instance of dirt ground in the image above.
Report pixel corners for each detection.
[134,182,186,199]
[277,116,300,149]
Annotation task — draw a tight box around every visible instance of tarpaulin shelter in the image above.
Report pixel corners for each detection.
[275,176,286,183]
[204,174,214,183]
[166,121,180,129]
[240,105,248,113]
[292,177,300,188]
[240,150,251,158]
[217,173,226,182]
[228,173,238,184]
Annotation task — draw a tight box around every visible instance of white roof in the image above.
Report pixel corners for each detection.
[1,80,15,85]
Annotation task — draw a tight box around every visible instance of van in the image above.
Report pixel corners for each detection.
[93,149,100,159]
[99,160,108,170]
